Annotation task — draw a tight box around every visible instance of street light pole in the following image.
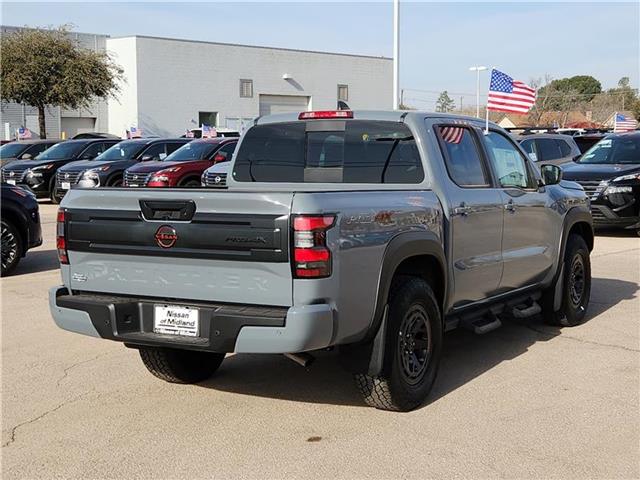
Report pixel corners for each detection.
[393,0,400,109]
[469,66,487,118]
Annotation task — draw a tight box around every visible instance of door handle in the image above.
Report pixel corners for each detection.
[504,200,516,213]
[453,202,471,216]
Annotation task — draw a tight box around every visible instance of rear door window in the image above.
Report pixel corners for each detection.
[233,121,424,184]
[557,139,572,157]
[142,143,166,161]
[437,126,490,187]
[537,138,562,161]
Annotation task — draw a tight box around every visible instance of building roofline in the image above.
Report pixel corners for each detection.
[108,34,392,61]
[1,24,109,38]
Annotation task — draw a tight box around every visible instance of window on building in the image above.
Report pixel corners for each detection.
[239,79,253,98]
[337,84,349,102]
[198,112,218,127]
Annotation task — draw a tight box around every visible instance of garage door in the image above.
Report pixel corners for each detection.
[259,95,310,116]
[61,117,96,138]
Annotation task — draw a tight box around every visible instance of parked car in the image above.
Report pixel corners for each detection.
[54,138,191,201]
[182,127,240,138]
[0,140,59,167]
[1,183,42,275]
[50,110,593,412]
[201,160,231,188]
[516,133,581,166]
[124,138,237,187]
[573,133,608,154]
[1,138,120,203]
[562,131,640,233]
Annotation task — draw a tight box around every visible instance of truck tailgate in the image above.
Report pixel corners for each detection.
[61,189,294,306]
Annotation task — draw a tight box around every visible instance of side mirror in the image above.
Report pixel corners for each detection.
[141,154,154,161]
[572,154,581,162]
[213,152,228,163]
[20,153,32,160]
[541,164,562,185]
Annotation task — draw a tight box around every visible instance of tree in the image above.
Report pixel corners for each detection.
[435,91,455,113]
[1,26,123,138]
[537,75,602,111]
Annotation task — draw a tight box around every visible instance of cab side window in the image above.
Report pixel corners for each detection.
[27,143,52,157]
[484,132,535,189]
[437,126,490,187]
[215,142,237,160]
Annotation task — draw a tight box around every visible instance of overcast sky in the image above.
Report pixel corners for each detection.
[3,1,639,109]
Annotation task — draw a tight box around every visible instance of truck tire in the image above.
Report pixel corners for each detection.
[354,276,442,411]
[1,219,22,276]
[138,347,225,384]
[542,234,591,327]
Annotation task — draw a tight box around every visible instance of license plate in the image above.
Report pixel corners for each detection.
[61,182,71,190]
[6,179,15,185]
[153,304,199,337]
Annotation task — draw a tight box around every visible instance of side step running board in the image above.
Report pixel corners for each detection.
[461,312,502,335]
[512,301,542,319]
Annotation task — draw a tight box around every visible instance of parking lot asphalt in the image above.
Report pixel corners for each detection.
[2,202,639,479]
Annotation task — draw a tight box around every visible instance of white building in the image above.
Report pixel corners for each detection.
[106,35,393,137]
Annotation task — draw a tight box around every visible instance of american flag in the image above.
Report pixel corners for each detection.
[17,127,32,139]
[130,126,142,138]
[487,69,536,114]
[201,124,217,138]
[613,113,638,132]
[440,126,464,144]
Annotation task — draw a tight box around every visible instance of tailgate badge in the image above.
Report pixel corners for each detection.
[155,225,178,248]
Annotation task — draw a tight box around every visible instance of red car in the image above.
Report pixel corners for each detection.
[123,138,237,187]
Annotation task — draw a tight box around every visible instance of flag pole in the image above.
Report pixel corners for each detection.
[613,111,617,132]
[393,0,400,109]
[484,68,492,134]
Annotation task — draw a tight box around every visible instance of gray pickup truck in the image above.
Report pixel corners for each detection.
[50,110,593,411]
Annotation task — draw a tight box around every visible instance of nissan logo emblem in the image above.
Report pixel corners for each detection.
[133,175,138,180]
[154,225,178,248]
[64,173,70,179]
[214,176,222,184]
[9,171,14,177]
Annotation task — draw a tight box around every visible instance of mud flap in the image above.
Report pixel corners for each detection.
[338,305,388,376]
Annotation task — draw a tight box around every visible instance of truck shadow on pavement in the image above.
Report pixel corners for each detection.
[199,276,637,409]
[10,249,59,276]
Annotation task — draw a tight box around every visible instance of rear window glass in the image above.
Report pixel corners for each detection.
[232,121,424,183]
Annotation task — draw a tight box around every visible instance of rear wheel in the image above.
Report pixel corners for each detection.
[138,347,224,384]
[354,276,442,411]
[1,219,22,276]
[542,234,591,326]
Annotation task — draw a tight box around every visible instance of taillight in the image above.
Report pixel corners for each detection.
[298,110,353,120]
[57,209,68,264]
[292,215,335,278]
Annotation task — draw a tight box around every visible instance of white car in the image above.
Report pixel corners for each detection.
[201,160,230,188]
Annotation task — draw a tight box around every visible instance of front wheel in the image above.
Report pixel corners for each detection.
[139,347,224,383]
[50,187,61,204]
[543,234,591,327]
[1,219,22,276]
[354,276,442,411]
[181,179,201,188]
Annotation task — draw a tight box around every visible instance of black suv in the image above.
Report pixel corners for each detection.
[562,132,640,233]
[1,183,42,275]
[0,140,59,167]
[1,138,120,203]
[54,138,191,202]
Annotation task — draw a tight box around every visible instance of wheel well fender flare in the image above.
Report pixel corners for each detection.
[339,231,446,376]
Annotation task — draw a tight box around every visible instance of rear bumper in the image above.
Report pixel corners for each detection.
[49,286,334,354]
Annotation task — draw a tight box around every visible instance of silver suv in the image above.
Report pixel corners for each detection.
[49,111,593,411]
[516,133,582,166]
